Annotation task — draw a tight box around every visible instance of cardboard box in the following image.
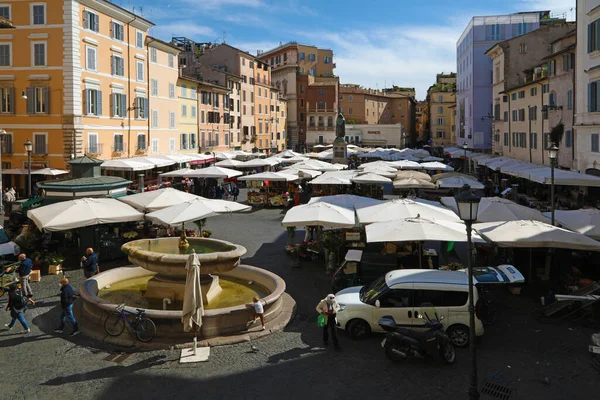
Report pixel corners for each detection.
[48,264,62,275]
[30,270,41,282]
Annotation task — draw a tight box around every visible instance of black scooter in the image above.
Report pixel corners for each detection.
[378,306,456,364]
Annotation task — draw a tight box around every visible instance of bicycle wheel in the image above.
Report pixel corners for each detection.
[135,317,156,342]
[104,313,126,336]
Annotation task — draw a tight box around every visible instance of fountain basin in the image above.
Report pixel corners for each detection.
[121,237,247,278]
[78,264,288,344]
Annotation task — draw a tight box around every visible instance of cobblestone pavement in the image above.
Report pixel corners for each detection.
[1,191,599,400]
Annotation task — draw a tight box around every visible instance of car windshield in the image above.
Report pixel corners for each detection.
[359,275,389,304]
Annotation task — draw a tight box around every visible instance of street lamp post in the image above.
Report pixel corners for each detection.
[548,143,559,226]
[0,128,6,214]
[454,184,482,400]
[463,141,469,174]
[24,139,33,199]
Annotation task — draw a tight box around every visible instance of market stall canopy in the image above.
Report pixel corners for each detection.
[542,209,600,239]
[153,154,196,163]
[441,197,551,224]
[160,168,193,177]
[215,152,236,160]
[215,158,245,168]
[186,166,243,179]
[395,171,432,181]
[388,160,423,170]
[281,167,323,178]
[421,156,444,162]
[365,216,484,243]
[359,166,397,178]
[238,171,299,182]
[352,172,393,185]
[474,220,600,251]
[419,161,454,171]
[358,161,398,171]
[308,194,382,210]
[294,159,340,171]
[27,198,144,231]
[31,168,70,176]
[101,158,155,171]
[145,200,215,226]
[358,198,461,224]
[118,187,199,212]
[282,202,355,228]
[393,171,435,189]
[312,144,327,149]
[239,158,281,168]
[310,171,356,185]
[133,156,176,168]
[278,150,304,158]
[436,175,484,189]
[277,155,308,163]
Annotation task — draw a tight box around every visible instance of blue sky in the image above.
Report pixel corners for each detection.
[120,0,575,100]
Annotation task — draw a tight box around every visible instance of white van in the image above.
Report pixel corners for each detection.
[335,269,485,348]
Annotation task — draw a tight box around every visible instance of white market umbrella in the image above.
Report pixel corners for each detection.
[358,198,460,224]
[215,159,245,168]
[421,156,444,162]
[199,198,251,213]
[436,175,484,190]
[441,197,550,223]
[313,144,326,149]
[119,188,199,212]
[239,158,280,168]
[133,156,176,168]
[352,172,392,185]
[393,177,436,189]
[278,156,309,163]
[365,216,482,243]
[215,152,236,160]
[388,160,423,170]
[160,168,193,177]
[101,158,155,171]
[360,167,397,179]
[282,202,355,228]
[310,171,356,185]
[474,220,600,251]
[27,198,144,231]
[181,251,204,357]
[281,167,322,179]
[543,209,600,239]
[295,159,339,171]
[358,161,397,171]
[278,150,303,158]
[145,201,215,226]
[420,161,454,171]
[186,166,242,179]
[31,168,70,176]
[238,171,298,182]
[308,194,382,210]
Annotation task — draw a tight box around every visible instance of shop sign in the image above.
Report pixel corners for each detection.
[345,232,361,241]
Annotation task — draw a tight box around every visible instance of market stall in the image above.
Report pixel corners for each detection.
[238,172,299,207]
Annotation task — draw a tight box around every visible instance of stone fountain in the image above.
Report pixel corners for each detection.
[77,237,292,347]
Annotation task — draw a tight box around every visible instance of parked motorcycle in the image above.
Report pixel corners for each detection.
[378,304,456,364]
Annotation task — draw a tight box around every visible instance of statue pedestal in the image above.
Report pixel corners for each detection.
[332,138,348,165]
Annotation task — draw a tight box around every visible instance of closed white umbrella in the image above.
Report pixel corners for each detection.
[182,250,203,352]
[215,159,244,168]
[118,188,199,212]
[352,172,392,184]
[474,220,600,251]
[145,200,215,226]
[282,202,355,228]
[27,198,144,231]
[186,166,242,179]
[543,209,600,239]
[358,198,460,224]
[420,161,454,171]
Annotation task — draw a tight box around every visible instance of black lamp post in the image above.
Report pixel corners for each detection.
[454,184,482,400]
[463,141,469,174]
[24,139,33,198]
[547,143,559,226]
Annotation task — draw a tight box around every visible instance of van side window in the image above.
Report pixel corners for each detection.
[379,289,413,308]
[414,290,468,307]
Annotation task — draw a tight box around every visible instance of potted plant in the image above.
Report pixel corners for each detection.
[201,229,212,238]
[45,252,65,275]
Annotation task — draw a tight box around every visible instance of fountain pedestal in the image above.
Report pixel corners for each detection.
[145,274,223,305]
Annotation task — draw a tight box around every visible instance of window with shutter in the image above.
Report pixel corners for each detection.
[137,134,146,150]
[113,135,124,152]
[0,87,14,113]
[88,134,98,154]
[33,133,47,154]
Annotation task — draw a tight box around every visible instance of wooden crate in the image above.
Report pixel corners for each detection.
[30,270,41,282]
[48,264,62,275]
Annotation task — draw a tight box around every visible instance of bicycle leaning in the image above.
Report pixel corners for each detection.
[104,304,156,342]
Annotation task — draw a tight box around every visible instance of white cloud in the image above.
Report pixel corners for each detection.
[151,22,216,41]
[294,24,462,100]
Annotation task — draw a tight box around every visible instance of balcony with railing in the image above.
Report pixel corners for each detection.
[86,143,104,155]
[112,143,127,154]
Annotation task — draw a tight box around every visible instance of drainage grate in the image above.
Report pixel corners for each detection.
[481,374,515,400]
[104,352,134,364]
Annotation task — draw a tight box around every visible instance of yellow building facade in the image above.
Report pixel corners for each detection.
[176,76,199,155]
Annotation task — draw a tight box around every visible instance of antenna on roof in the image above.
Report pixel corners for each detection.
[222,31,227,44]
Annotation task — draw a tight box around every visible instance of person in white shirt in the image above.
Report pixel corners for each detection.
[248,296,266,330]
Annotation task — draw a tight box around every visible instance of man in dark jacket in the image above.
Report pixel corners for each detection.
[81,247,98,278]
[54,278,80,336]
[4,284,32,333]
[8,253,35,301]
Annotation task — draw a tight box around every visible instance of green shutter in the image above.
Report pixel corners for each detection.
[120,94,127,117]
[96,90,102,116]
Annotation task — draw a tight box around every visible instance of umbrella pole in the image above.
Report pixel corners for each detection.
[419,242,423,268]
[193,327,197,356]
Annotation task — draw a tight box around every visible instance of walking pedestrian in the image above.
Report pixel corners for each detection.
[11,253,35,302]
[4,284,33,333]
[81,247,98,278]
[316,294,341,349]
[54,278,80,336]
[247,296,266,330]
[232,184,240,201]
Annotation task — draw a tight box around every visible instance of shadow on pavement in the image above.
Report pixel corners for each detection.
[0,333,54,348]
[41,355,168,386]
